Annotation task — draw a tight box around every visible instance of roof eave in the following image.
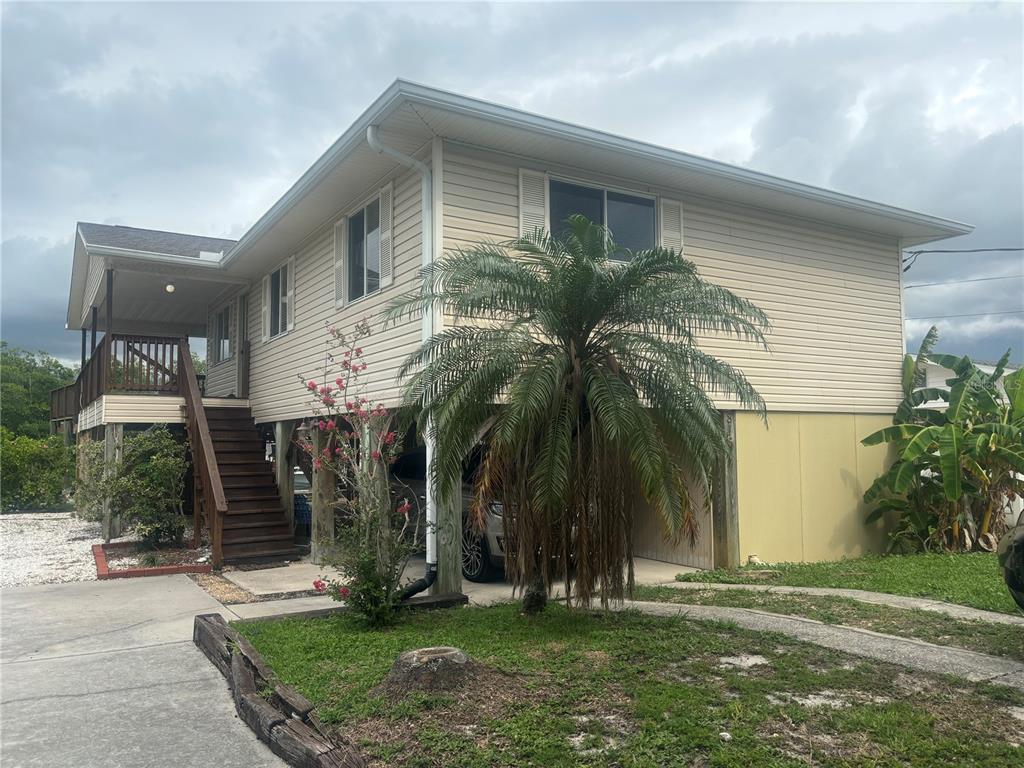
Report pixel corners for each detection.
[221,79,974,267]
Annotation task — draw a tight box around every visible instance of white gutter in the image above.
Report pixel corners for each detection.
[366,124,439,579]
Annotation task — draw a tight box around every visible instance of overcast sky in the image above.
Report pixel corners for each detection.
[2,1,1022,365]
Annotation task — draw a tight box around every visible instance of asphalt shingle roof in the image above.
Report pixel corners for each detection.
[77,222,236,259]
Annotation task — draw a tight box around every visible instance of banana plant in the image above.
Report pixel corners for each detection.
[862,330,1024,552]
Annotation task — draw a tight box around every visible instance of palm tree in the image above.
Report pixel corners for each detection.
[388,215,768,611]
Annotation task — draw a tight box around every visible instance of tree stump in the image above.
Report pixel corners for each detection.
[379,647,477,694]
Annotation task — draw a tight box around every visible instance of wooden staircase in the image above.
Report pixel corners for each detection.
[179,341,297,567]
[206,406,299,563]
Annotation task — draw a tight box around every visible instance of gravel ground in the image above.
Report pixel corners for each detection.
[0,512,106,588]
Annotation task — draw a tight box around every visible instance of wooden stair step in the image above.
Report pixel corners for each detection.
[221,476,277,489]
[222,542,299,561]
[226,500,286,514]
[224,510,287,524]
[223,528,293,545]
[222,517,290,530]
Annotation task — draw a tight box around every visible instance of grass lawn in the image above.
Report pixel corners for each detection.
[676,552,1018,614]
[237,603,1024,767]
[634,585,1024,663]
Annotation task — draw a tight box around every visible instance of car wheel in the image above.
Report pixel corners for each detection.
[998,524,1024,613]
[462,525,495,582]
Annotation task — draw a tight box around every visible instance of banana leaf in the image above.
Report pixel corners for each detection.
[937,423,963,501]
[862,423,926,446]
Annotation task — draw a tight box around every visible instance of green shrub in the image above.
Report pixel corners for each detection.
[0,427,73,510]
[76,426,188,547]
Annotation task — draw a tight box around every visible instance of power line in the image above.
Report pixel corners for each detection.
[906,309,1024,320]
[904,248,1024,255]
[902,246,1023,272]
[904,274,1024,289]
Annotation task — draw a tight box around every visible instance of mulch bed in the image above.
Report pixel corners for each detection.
[94,540,212,579]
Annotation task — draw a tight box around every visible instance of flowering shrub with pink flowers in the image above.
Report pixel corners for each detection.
[297,320,422,627]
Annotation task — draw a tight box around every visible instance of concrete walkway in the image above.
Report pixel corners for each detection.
[664,581,1024,625]
[624,600,1024,690]
[224,555,687,606]
[1,576,282,767]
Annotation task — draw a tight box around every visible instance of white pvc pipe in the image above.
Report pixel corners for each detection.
[366,125,437,567]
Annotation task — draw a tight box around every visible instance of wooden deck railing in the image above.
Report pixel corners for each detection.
[179,339,228,568]
[49,333,184,422]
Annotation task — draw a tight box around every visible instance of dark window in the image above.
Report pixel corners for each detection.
[548,179,655,260]
[269,268,282,336]
[213,305,231,363]
[268,264,289,338]
[549,180,603,242]
[348,209,365,302]
[347,200,382,302]
[607,191,655,257]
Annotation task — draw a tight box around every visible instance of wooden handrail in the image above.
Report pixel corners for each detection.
[179,339,228,566]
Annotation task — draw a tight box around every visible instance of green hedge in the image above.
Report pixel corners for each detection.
[1,427,73,511]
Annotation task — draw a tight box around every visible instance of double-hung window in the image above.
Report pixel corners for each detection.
[212,304,231,363]
[261,258,295,341]
[548,179,656,259]
[334,183,393,307]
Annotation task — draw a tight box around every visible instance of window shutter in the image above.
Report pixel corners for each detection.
[260,275,270,342]
[659,199,683,252]
[378,182,394,287]
[519,169,548,238]
[286,256,296,332]
[334,218,347,308]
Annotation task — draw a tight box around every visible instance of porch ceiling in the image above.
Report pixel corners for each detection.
[84,265,246,337]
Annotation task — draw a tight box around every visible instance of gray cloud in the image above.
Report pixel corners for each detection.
[2,1,1021,364]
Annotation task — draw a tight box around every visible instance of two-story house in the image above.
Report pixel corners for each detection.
[51,80,972,589]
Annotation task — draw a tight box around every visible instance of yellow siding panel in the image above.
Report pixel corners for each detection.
[735,413,804,563]
[735,411,894,564]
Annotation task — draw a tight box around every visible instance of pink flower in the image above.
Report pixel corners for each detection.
[383,431,397,445]
[312,458,322,471]
[312,579,327,593]
[326,420,335,430]
[334,447,343,455]
[345,401,354,410]
[355,347,363,356]
[338,586,351,599]
[335,378,345,389]
[371,449,382,461]
[306,380,318,391]
[318,420,327,431]
[397,500,412,517]
[322,395,335,407]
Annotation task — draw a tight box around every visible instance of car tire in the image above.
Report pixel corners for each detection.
[462,525,496,582]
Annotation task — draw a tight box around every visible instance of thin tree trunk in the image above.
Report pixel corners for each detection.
[522,552,548,615]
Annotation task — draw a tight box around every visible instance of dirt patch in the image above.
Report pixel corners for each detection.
[718,654,769,670]
[346,660,539,767]
[190,572,258,604]
[761,714,884,766]
[106,544,209,570]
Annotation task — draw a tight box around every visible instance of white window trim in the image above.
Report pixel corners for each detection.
[263,258,294,342]
[547,174,659,257]
[336,185,393,308]
[210,300,234,366]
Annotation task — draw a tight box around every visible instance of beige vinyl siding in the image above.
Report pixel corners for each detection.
[81,256,106,326]
[205,295,240,397]
[79,395,250,427]
[245,168,424,424]
[441,143,904,413]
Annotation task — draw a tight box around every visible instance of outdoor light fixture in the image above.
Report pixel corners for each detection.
[165,283,175,293]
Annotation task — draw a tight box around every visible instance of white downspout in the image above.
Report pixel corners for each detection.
[366,125,439,582]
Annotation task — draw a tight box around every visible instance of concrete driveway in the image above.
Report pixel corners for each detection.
[0,575,281,768]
